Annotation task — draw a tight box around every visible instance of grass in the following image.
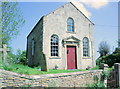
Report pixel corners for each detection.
[89,65,99,70]
[0,63,99,75]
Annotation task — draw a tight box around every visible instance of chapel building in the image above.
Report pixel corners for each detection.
[27,2,95,70]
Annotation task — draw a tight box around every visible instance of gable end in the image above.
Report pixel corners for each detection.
[27,16,44,38]
[69,2,94,25]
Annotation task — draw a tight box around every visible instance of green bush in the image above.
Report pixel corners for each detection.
[101,71,109,80]
[16,49,27,65]
[96,48,120,67]
[7,52,16,64]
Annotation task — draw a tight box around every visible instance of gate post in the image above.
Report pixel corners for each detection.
[114,63,120,88]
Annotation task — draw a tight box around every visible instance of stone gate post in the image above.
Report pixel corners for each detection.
[114,63,120,88]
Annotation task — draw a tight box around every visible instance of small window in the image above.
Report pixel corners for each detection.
[51,35,59,56]
[67,18,74,32]
[32,39,35,56]
[83,37,89,57]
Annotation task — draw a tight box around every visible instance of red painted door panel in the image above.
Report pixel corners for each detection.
[67,46,77,69]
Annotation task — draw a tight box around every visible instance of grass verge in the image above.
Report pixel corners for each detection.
[0,64,99,75]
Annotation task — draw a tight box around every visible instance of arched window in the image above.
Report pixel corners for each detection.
[67,18,74,32]
[83,37,89,57]
[32,39,35,56]
[51,35,59,56]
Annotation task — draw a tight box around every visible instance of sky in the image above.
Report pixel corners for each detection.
[118,2,120,43]
[10,1,118,58]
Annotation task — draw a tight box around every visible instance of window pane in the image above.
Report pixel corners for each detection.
[83,37,89,57]
[67,18,74,32]
[51,35,59,57]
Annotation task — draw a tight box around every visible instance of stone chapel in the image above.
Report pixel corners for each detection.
[27,2,95,70]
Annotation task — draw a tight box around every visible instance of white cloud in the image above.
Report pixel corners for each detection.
[79,0,109,9]
[70,0,91,18]
[70,0,109,18]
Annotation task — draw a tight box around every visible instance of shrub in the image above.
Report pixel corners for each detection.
[101,71,109,80]
[16,50,27,65]
[7,51,16,64]
[96,48,120,67]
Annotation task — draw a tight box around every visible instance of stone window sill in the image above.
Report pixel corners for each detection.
[66,31,76,34]
[82,57,91,59]
[49,57,61,59]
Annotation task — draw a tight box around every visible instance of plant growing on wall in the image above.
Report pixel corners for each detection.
[86,70,110,88]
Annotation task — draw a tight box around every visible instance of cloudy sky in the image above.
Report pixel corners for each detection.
[70,0,109,18]
[10,1,118,58]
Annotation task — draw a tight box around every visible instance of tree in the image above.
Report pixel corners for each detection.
[2,2,25,45]
[98,41,110,57]
[16,49,27,65]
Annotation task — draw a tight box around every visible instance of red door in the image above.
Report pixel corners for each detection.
[67,46,77,69]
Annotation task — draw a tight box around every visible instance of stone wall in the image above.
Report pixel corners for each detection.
[43,2,95,69]
[27,17,44,67]
[0,69,102,88]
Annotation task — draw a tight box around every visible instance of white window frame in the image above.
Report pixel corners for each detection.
[67,18,74,32]
[51,35,59,57]
[83,37,89,57]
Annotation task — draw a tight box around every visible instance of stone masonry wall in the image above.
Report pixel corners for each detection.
[27,17,44,67]
[0,69,102,88]
[43,2,95,69]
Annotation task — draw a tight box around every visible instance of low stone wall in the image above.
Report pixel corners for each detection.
[0,69,102,88]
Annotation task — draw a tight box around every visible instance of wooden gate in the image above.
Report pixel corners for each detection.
[107,70,116,88]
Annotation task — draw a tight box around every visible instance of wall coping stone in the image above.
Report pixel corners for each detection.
[33,70,103,79]
[0,69,102,79]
